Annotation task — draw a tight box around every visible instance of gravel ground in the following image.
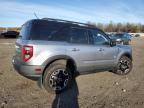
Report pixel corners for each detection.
[0,37,144,108]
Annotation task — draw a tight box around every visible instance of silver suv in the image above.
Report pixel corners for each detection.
[12,18,133,93]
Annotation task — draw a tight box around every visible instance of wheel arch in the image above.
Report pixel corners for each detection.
[41,55,77,82]
[121,53,132,61]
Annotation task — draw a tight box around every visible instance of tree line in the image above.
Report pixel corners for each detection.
[0,27,21,32]
[0,22,144,33]
[87,21,144,33]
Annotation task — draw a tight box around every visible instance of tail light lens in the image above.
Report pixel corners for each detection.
[22,45,33,62]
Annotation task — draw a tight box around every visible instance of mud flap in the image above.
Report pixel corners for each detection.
[37,75,43,89]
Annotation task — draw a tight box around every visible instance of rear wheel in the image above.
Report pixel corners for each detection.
[113,56,132,75]
[43,60,72,93]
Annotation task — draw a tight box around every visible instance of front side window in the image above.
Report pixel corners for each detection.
[70,27,88,44]
[92,30,109,45]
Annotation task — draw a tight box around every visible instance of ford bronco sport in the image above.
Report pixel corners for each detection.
[12,18,133,93]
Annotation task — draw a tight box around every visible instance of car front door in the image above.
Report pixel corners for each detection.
[88,29,119,71]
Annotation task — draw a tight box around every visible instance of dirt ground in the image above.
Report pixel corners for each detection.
[0,37,144,108]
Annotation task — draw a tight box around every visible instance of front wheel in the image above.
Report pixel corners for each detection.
[43,60,72,94]
[113,56,132,75]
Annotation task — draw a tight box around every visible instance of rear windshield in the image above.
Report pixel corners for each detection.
[20,20,69,41]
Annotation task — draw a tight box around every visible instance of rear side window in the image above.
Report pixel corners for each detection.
[48,27,69,41]
[70,27,88,44]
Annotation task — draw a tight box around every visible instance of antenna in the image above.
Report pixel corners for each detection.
[34,12,39,19]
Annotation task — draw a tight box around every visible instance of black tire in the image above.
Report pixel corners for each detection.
[113,56,132,75]
[43,60,72,94]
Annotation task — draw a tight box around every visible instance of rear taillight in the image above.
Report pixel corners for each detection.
[22,45,33,62]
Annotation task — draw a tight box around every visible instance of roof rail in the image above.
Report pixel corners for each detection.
[42,18,91,27]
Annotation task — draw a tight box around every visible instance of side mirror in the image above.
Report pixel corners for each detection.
[110,40,116,46]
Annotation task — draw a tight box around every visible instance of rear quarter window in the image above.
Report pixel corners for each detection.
[31,20,68,40]
[20,22,31,40]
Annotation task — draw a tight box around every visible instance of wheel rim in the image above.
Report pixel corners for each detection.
[118,58,131,74]
[49,69,69,91]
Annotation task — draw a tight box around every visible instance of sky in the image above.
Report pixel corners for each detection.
[0,0,144,27]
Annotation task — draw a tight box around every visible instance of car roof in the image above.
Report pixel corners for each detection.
[24,18,102,31]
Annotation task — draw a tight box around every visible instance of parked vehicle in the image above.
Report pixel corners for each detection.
[135,34,140,37]
[12,18,133,93]
[110,33,132,45]
[1,30,19,38]
[0,31,4,38]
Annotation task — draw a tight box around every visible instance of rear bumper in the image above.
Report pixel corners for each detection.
[12,57,45,80]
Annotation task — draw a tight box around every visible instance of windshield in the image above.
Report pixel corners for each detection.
[114,34,123,38]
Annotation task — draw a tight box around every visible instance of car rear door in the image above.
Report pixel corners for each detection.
[66,27,98,72]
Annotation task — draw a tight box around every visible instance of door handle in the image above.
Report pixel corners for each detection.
[71,48,80,51]
[98,48,104,51]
